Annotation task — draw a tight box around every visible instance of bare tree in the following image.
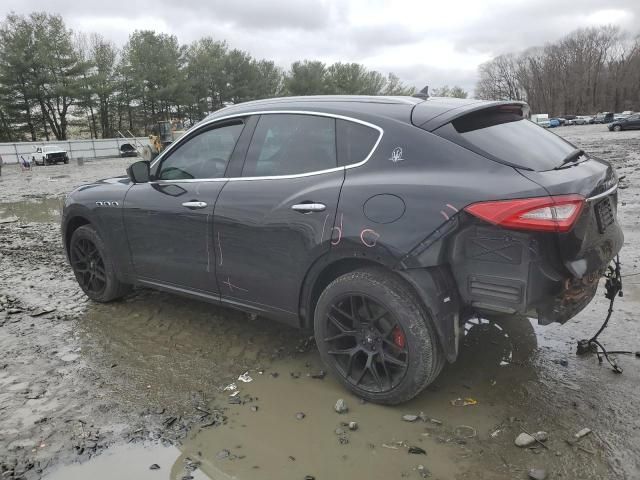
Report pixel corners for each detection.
[475,26,639,115]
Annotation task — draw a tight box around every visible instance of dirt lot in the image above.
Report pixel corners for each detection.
[1,124,640,480]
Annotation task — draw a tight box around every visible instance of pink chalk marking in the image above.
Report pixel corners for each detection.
[331,213,343,246]
[320,213,330,243]
[446,204,458,212]
[360,229,380,248]
[440,211,449,220]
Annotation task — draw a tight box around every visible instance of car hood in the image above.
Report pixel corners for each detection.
[68,175,131,197]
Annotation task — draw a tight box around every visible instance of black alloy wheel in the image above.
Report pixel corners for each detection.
[324,294,409,393]
[70,237,107,295]
[314,268,444,404]
[68,225,131,302]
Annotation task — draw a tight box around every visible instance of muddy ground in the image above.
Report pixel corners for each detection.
[1,124,639,480]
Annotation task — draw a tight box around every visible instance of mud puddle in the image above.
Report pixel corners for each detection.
[74,289,305,411]
[0,197,63,223]
[45,443,209,480]
[49,305,637,479]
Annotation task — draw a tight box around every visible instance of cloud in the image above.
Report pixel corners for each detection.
[1,0,638,92]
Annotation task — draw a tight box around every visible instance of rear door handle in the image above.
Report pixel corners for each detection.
[182,201,208,209]
[291,202,326,213]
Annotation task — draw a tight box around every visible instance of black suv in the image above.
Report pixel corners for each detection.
[609,113,640,131]
[63,96,623,404]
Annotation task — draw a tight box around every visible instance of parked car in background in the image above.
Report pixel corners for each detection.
[609,113,640,131]
[120,143,138,157]
[594,112,614,124]
[32,145,69,166]
[530,113,550,128]
[572,116,589,125]
[61,95,623,404]
[548,118,561,127]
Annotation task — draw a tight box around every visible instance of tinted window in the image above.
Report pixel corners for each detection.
[157,122,243,180]
[337,119,380,167]
[451,109,576,171]
[242,114,336,177]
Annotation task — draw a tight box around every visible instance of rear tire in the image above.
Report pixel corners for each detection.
[69,225,131,302]
[314,267,444,405]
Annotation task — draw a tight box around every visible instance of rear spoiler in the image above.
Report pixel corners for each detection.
[412,99,529,132]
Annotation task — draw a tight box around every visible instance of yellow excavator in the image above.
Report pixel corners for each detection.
[141,120,186,161]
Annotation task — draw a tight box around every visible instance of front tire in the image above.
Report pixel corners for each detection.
[69,225,131,302]
[613,125,622,132]
[314,267,444,405]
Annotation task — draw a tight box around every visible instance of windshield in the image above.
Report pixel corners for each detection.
[451,109,577,171]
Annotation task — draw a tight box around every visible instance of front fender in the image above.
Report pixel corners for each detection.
[62,184,134,282]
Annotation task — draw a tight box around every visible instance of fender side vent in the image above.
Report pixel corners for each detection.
[469,276,523,303]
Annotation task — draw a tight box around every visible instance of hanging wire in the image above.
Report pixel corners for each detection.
[577,255,639,373]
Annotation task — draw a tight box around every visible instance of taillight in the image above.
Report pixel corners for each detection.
[464,194,585,232]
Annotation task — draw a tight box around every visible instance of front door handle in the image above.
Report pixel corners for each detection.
[182,201,208,209]
[291,202,326,213]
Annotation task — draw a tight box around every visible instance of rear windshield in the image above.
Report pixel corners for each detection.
[450,108,576,171]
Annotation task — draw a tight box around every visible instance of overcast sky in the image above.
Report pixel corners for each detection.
[2,0,639,93]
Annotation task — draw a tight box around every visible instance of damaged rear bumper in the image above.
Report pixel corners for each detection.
[448,214,623,325]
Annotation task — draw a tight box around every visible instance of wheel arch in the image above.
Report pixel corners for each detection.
[299,254,388,330]
[299,252,462,363]
[63,214,92,258]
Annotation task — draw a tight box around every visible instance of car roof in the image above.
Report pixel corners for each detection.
[202,95,527,131]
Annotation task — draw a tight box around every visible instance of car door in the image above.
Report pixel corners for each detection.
[213,113,345,319]
[629,114,640,129]
[123,119,246,295]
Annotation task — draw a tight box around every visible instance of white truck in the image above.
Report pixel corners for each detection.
[32,145,69,166]
[530,113,550,128]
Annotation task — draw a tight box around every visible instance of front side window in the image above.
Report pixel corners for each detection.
[242,114,336,177]
[157,122,244,180]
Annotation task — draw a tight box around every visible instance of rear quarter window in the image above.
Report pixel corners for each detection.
[438,107,577,171]
[336,119,380,167]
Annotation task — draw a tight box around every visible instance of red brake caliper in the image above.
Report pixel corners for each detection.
[392,326,406,349]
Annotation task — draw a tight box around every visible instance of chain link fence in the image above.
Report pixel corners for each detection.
[0,137,148,164]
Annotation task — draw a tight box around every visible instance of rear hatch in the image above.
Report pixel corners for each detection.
[428,104,623,277]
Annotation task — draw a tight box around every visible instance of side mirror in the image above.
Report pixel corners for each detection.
[127,160,151,183]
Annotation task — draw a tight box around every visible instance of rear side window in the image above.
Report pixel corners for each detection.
[446,108,576,171]
[242,114,337,177]
[336,119,380,166]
